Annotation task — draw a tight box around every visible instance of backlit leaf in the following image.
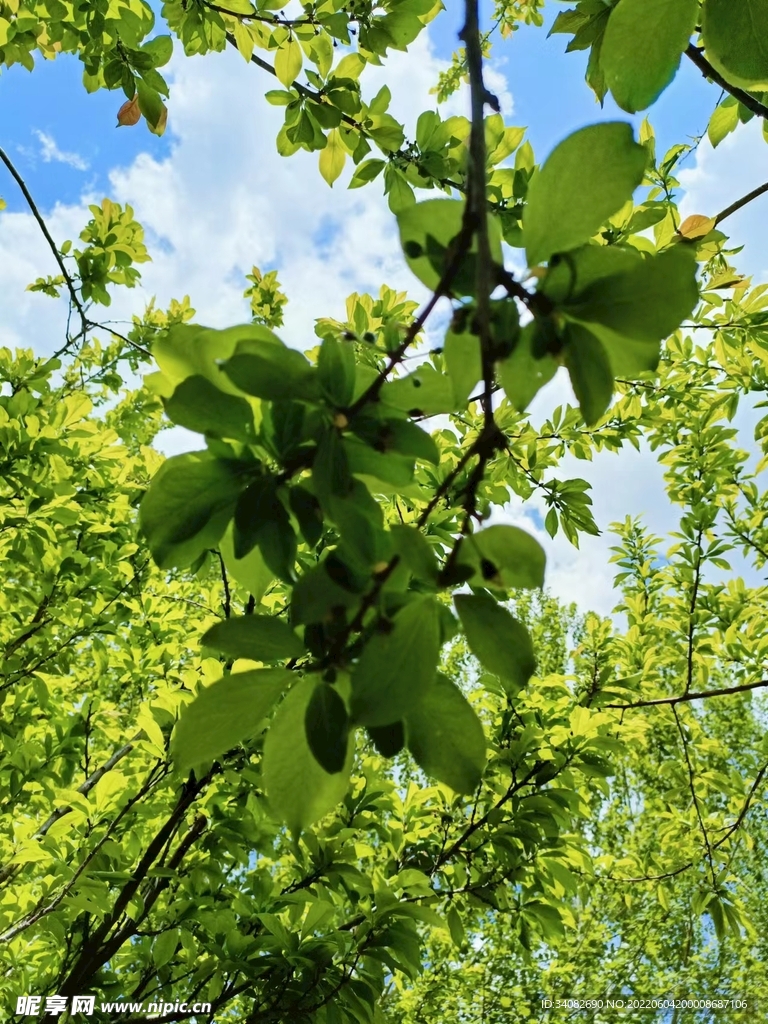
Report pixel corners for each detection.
[523,123,647,265]
[172,669,291,773]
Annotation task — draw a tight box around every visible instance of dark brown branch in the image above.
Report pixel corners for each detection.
[461,0,497,424]
[346,219,476,417]
[201,0,316,27]
[685,44,768,121]
[57,768,217,998]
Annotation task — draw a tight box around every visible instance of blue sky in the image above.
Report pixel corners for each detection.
[0,3,720,216]
[0,3,766,616]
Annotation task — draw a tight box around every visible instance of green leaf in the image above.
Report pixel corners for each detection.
[234,477,296,581]
[497,322,558,412]
[151,322,271,396]
[565,245,699,344]
[142,34,173,68]
[201,615,304,662]
[318,336,355,406]
[319,128,346,186]
[461,525,546,590]
[290,562,359,625]
[152,929,178,968]
[135,78,164,129]
[140,453,246,570]
[523,122,647,265]
[172,668,291,773]
[390,524,439,583]
[222,336,318,401]
[708,97,740,147]
[380,364,456,416]
[405,674,486,793]
[219,524,274,603]
[263,679,353,833]
[275,39,303,87]
[367,721,405,757]
[349,158,386,189]
[350,598,441,726]
[289,485,324,548]
[447,906,466,949]
[343,436,415,487]
[454,593,536,694]
[397,199,503,294]
[444,322,481,405]
[562,323,614,426]
[381,418,439,465]
[305,682,349,773]
[702,0,768,90]
[164,375,254,441]
[601,0,697,112]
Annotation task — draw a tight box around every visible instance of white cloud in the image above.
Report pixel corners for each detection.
[1,30,764,620]
[679,120,768,280]
[34,130,89,172]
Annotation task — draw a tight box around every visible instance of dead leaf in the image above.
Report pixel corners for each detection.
[117,94,140,128]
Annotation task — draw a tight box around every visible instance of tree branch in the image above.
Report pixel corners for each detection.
[715,179,768,226]
[0,144,89,342]
[604,677,768,709]
[685,44,768,121]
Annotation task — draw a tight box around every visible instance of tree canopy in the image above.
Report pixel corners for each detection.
[2,0,768,1021]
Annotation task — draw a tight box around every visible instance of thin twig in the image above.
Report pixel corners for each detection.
[604,678,768,709]
[0,144,88,340]
[672,705,716,887]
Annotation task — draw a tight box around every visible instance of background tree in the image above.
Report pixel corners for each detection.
[1,0,768,1021]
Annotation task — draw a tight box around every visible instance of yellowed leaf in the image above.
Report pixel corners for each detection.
[678,214,716,239]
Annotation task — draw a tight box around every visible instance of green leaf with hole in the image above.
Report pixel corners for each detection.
[350,598,441,726]
[263,679,353,833]
[460,525,546,590]
[454,593,536,694]
[523,123,647,265]
[397,199,502,294]
[702,0,768,90]
[140,453,247,570]
[381,364,456,416]
[201,615,304,662]
[602,0,697,112]
[405,674,486,793]
[172,669,291,773]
